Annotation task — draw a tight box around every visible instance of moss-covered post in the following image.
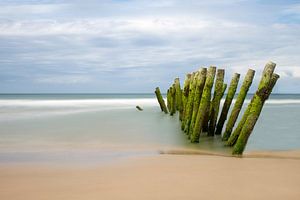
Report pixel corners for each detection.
[174,78,182,111]
[222,69,255,141]
[202,101,210,132]
[226,100,252,146]
[170,84,176,115]
[215,73,240,135]
[180,74,192,122]
[174,78,183,120]
[155,87,168,114]
[208,69,225,136]
[181,73,195,130]
[169,87,175,115]
[190,66,216,143]
[227,62,276,146]
[187,68,207,136]
[232,72,279,155]
[167,88,171,112]
[183,73,198,133]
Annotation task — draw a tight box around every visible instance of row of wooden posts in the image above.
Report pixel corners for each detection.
[155,61,280,155]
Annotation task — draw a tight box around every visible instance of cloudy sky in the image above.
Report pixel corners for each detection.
[0,0,299,93]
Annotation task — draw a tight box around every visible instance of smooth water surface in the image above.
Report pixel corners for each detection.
[0,94,299,164]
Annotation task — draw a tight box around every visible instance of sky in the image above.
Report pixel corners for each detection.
[0,0,299,93]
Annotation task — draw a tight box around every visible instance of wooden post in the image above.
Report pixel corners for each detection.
[215,73,240,135]
[226,100,252,146]
[208,69,225,136]
[232,71,279,155]
[190,66,216,143]
[222,69,255,141]
[174,78,183,121]
[174,78,183,111]
[202,101,210,132]
[166,88,170,112]
[136,106,143,111]
[181,73,195,130]
[180,74,192,122]
[169,87,175,115]
[187,68,207,136]
[170,84,176,115]
[227,62,276,146]
[183,73,198,133]
[155,87,168,114]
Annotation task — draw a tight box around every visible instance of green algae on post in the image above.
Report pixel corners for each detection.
[208,69,225,136]
[180,74,192,122]
[188,68,207,136]
[155,87,168,114]
[181,73,195,130]
[228,62,276,147]
[170,84,177,115]
[155,61,279,156]
[183,73,198,133]
[215,73,240,135]
[190,66,216,143]
[232,72,279,155]
[174,78,183,111]
[202,100,211,133]
[222,69,255,141]
[167,88,171,112]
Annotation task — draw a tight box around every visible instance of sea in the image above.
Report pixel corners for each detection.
[0,93,299,164]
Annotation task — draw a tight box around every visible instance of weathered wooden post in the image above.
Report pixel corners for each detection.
[187,68,207,136]
[222,69,255,141]
[232,70,279,155]
[180,74,192,122]
[215,73,240,135]
[170,84,176,115]
[167,88,171,112]
[227,62,276,146]
[136,105,143,111]
[202,101,210,132]
[174,78,182,111]
[190,66,216,143]
[174,78,183,120]
[226,100,252,146]
[208,69,225,136]
[155,87,168,114]
[183,73,198,133]
[181,73,195,130]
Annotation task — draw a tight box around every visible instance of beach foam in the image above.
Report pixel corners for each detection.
[0,98,300,108]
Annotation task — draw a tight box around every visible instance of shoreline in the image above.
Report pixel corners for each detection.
[1,150,300,200]
[1,148,300,166]
[159,148,300,160]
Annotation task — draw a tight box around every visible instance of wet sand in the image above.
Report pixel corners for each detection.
[1,151,300,200]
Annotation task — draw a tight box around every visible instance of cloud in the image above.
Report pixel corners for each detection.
[0,0,299,93]
[35,75,92,84]
[0,4,66,15]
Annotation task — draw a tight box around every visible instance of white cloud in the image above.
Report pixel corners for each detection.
[0,4,66,15]
[36,75,91,84]
[0,0,299,92]
[283,3,300,15]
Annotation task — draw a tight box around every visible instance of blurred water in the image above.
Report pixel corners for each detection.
[0,94,299,164]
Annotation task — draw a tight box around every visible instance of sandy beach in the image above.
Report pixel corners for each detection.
[1,151,300,200]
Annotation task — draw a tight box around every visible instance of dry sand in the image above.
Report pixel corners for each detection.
[1,151,300,200]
